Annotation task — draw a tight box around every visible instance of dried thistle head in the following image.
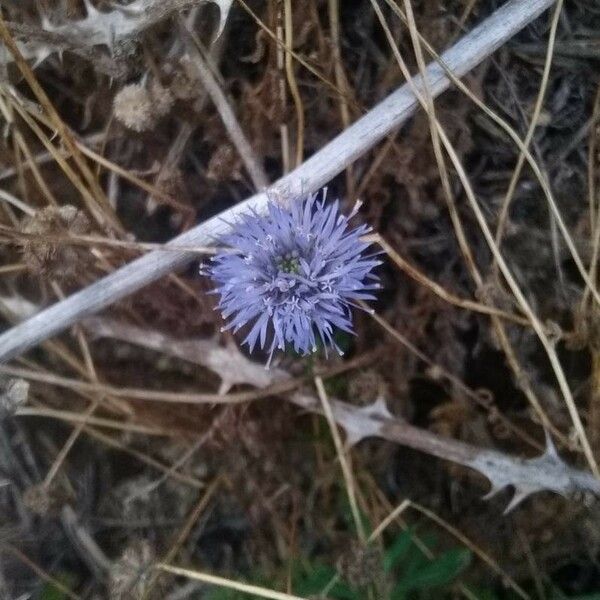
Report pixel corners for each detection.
[149,79,175,118]
[110,540,163,600]
[207,143,241,181]
[113,83,157,132]
[206,192,381,364]
[336,541,383,589]
[348,369,388,405]
[20,205,91,282]
[0,376,28,419]
[23,481,71,517]
[170,56,203,107]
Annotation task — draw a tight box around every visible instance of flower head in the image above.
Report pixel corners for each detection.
[207,192,381,364]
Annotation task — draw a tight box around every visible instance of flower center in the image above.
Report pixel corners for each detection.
[276,251,300,275]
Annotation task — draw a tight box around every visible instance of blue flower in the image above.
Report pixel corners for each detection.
[206,192,381,364]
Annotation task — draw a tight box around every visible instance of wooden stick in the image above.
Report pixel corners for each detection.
[0,0,554,363]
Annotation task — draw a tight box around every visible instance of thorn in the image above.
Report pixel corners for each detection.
[83,0,99,16]
[503,485,540,515]
[40,15,53,31]
[543,429,559,460]
[32,47,52,68]
[360,397,392,421]
[218,381,231,395]
[344,429,366,447]
[481,484,505,501]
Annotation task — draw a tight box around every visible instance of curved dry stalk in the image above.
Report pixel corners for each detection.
[0,21,120,230]
[383,0,600,305]
[371,0,564,449]
[283,0,305,167]
[435,123,599,475]
[376,235,530,326]
[314,375,366,542]
[16,405,170,435]
[494,0,564,251]
[407,502,529,599]
[178,21,269,190]
[0,0,555,364]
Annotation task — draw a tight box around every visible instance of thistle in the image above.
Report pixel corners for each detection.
[206,192,381,364]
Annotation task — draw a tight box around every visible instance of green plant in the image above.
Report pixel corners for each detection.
[205,529,471,599]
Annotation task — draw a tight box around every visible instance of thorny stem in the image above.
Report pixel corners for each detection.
[13,323,600,506]
[291,393,600,508]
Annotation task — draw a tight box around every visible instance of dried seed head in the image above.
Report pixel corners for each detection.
[112,38,144,72]
[110,540,162,599]
[23,481,71,517]
[336,542,383,589]
[113,84,157,132]
[348,369,388,405]
[568,305,600,352]
[170,56,202,102]
[20,205,91,282]
[149,79,174,118]
[0,376,28,419]
[207,143,240,181]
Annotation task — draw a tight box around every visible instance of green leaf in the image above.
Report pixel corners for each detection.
[383,530,414,573]
[293,563,358,599]
[39,584,67,600]
[395,533,434,578]
[39,573,78,600]
[392,548,472,594]
[293,563,336,593]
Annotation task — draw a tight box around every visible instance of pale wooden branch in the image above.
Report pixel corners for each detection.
[291,394,600,513]
[0,0,554,363]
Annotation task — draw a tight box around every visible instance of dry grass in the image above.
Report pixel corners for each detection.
[1,0,599,598]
